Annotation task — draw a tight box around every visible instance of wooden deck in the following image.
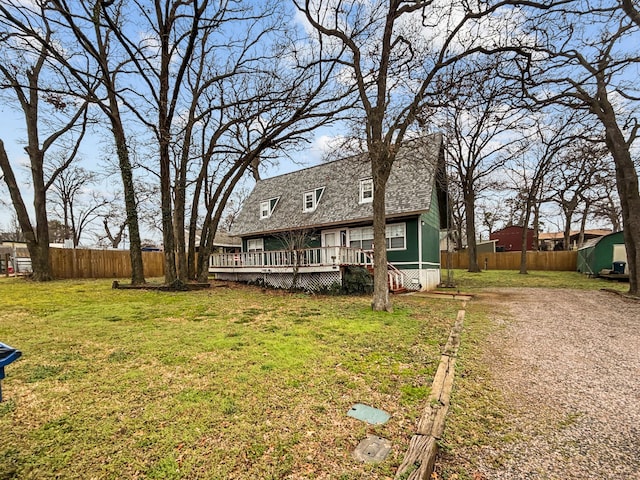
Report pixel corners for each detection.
[209,246,373,273]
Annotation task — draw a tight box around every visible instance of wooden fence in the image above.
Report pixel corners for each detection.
[47,248,577,278]
[50,248,165,279]
[440,250,578,271]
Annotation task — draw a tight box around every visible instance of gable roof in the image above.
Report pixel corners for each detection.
[231,134,445,237]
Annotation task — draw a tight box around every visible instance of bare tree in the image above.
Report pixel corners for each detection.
[591,188,622,232]
[3,0,149,283]
[437,57,530,273]
[295,0,537,311]
[477,198,507,240]
[100,212,127,249]
[0,1,89,280]
[506,111,577,273]
[47,162,108,247]
[275,228,316,291]
[519,2,640,294]
[550,139,611,251]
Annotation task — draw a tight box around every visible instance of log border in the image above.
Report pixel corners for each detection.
[395,306,466,479]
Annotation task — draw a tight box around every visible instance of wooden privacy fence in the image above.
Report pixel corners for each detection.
[441,250,578,271]
[50,249,165,279]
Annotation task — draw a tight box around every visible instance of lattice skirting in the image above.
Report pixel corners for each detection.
[398,269,421,290]
[214,271,342,292]
[214,268,439,292]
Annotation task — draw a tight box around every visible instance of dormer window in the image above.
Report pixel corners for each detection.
[303,187,325,212]
[260,197,279,219]
[359,178,373,204]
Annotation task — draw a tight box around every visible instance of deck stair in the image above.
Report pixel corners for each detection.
[364,255,408,294]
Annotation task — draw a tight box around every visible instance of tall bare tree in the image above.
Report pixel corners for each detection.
[519,2,640,294]
[4,0,149,284]
[506,111,577,273]
[0,1,89,280]
[48,163,107,247]
[550,139,611,250]
[437,57,529,273]
[296,0,536,310]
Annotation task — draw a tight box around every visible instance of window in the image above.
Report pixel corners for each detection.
[385,223,406,250]
[303,187,325,212]
[246,238,264,252]
[260,197,279,219]
[348,223,406,251]
[349,226,374,250]
[359,178,373,204]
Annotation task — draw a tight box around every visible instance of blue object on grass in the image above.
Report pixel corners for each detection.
[347,403,390,425]
[0,342,22,402]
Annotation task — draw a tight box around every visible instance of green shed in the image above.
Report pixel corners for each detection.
[577,231,627,275]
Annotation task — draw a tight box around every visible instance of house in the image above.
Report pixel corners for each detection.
[209,134,448,292]
[490,226,534,252]
[577,230,627,276]
[0,242,32,274]
[210,232,241,254]
[539,229,612,251]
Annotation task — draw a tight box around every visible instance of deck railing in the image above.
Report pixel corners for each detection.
[209,246,374,269]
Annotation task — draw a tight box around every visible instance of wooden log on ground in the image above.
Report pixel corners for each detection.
[395,308,466,480]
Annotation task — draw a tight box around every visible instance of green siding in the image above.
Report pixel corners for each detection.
[243,232,321,251]
[577,231,625,274]
[421,186,442,265]
[387,217,419,264]
[242,210,442,269]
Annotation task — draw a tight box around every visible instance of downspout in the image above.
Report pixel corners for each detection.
[418,214,423,289]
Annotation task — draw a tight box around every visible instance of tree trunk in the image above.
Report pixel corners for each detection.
[111,119,146,285]
[578,206,589,248]
[159,21,177,286]
[0,140,52,281]
[532,203,541,250]
[519,200,533,274]
[562,213,572,250]
[31,148,53,280]
[370,148,392,312]
[196,154,257,282]
[464,188,481,272]
[601,118,640,296]
[173,148,189,281]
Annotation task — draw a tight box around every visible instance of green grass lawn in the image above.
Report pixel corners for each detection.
[440,268,630,292]
[0,278,459,480]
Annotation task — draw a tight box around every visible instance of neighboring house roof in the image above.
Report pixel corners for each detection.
[213,232,242,247]
[187,230,242,247]
[539,229,612,241]
[491,225,534,235]
[231,134,445,237]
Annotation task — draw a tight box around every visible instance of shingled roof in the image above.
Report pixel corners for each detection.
[231,134,445,237]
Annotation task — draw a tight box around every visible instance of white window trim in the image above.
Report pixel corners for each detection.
[359,178,373,204]
[347,222,406,251]
[246,238,264,252]
[303,191,316,212]
[260,197,279,219]
[260,201,270,219]
[303,187,325,213]
[385,223,406,251]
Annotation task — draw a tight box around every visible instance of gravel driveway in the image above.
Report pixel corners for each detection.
[439,288,640,479]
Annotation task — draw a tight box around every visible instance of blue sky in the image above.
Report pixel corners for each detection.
[0,103,338,243]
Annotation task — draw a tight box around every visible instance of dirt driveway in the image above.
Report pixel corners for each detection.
[437,288,640,479]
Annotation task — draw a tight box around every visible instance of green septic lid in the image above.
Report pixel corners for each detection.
[347,403,390,425]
